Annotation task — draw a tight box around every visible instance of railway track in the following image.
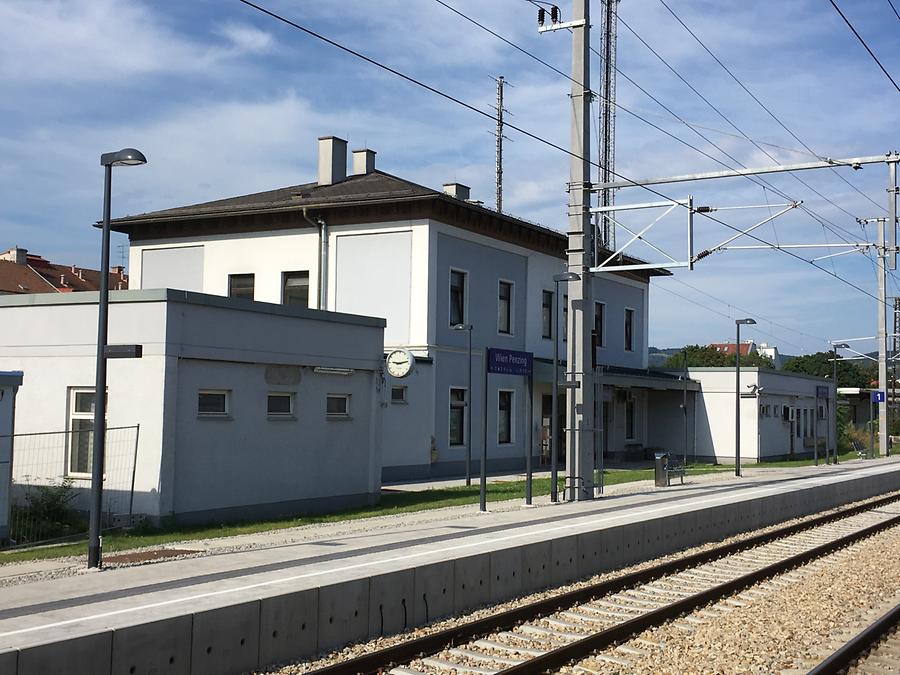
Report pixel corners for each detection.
[809,601,900,674]
[304,493,900,675]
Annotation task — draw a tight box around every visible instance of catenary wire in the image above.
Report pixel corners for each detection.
[235,0,893,311]
[826,0,900,93]
[888,0,900,22]
[657,0,891,212]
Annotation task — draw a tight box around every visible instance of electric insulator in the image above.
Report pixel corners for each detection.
[538,8,545,26]
[551,6,560,23]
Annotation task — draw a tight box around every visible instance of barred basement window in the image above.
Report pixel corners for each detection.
[267,392,294,417]
[326,394,350,418]
[391,386,407,403]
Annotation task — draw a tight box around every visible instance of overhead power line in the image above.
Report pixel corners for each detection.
[657,0,890,213]
[826,0,900,93]
[235,0,894,311]
[888,0,900,22]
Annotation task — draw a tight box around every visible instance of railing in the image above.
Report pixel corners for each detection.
[1,425,140,548]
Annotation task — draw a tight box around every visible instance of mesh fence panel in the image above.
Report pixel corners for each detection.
[2,425,139,547]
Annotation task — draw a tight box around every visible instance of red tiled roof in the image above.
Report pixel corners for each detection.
[709,342,754,357]
[0,251,127,294]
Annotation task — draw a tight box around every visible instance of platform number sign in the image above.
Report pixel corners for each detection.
[872,390,886,403]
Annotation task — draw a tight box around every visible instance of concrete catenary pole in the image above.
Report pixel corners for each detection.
[878,216,889,457]
[566,0,596,500]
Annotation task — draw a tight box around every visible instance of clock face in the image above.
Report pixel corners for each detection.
[386,349,413,378]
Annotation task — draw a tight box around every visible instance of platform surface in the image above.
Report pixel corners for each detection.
[2,458,899,652]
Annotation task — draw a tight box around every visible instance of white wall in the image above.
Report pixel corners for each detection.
[0,291,386,521]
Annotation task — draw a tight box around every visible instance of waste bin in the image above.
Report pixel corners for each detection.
[654,451,669,487]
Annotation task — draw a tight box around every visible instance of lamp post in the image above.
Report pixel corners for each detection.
[682,347,689,468]
[452,323,474,486]
[88,148,147,569]
[832,343,849,465]
[734,318,756,477]
[551,272,579,502]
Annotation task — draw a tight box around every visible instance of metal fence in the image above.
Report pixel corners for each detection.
[2,425,140,547]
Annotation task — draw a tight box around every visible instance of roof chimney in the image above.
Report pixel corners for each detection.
[442,183,471,201]
[0,247,27,265]
[317,136,347,186]
[351,148,376,176]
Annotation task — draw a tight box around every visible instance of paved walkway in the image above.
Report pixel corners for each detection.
[0,457,896,652]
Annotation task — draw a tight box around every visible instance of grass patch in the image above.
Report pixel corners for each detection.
[0,465,730,564]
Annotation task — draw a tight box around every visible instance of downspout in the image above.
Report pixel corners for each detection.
[303,207,327,310]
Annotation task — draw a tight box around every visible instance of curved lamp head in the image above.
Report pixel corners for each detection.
[833,342,850,350]
[735,318,756,326]
[553,272,580,283]
[100,148,147,167]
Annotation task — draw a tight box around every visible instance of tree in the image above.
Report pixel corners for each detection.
[782,351,869,388]
[663,345,774,369]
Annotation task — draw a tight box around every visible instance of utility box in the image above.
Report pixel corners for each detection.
[0,371,23,544]
[654,451,669,487]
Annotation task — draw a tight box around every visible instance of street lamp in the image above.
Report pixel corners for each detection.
[831,343,850,465]
[734,318,756,477]
[551,272,579,502]
[452,323,473,486]
[88,148,147,569]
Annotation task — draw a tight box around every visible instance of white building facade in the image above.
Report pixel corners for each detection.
[0,291,384,523]
[687,368,836,464]
[117,136,682,480]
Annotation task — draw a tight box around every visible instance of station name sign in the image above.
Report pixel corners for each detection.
[487,348,533,376]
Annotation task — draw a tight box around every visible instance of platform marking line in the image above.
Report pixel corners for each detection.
[0,465,891,641]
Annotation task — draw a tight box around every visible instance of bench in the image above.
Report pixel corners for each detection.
[851,440,868,458]
[666,459,686,485]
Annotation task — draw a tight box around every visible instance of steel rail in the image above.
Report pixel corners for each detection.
[807,602,900,674]
[500,508,900,673]
[305,492,900,675]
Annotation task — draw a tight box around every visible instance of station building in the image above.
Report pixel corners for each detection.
[112,135,699,480]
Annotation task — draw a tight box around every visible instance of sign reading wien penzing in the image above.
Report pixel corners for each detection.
[487,348,533,376]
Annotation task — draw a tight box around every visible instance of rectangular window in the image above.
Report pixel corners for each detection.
[624,308,635,352]
[625,397,636,440]
[282,271,310,307]
[449,270,467,326]
[267,392,294,417]
[818,404,826,420]
[498,390,513,444]
[68,388,97,476]
[326,394,350,417]
[541,290,553,339]
[228,273,255,300]
[449,388,466,446]
[498,281,513,335]
[594,302,606,347]
[563,294,569,342]
[198,390,229,417]
[391,386,407,403]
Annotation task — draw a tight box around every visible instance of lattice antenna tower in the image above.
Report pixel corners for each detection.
[597,0,620,250]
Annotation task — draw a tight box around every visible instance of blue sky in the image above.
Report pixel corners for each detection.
[1,0,898,354]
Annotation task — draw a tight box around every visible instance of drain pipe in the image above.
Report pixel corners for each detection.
[303,207,328,310]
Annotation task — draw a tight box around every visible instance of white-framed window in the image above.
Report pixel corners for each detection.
[498,280,513,335]
[594,302,606,348]
[625,396,636,441]
[67,388,99,477]
[817,404,826,420]
[198,389,230,418]
[326,394,351,418]
[282,271,310,307]
[449,269,467,327]
[541,290,553,340]
[624,307,635,352]
[449,387,467,446]
[498,389,514,444]
[228,273,255,300]
[391,386,407,404]
[267,392,294,418]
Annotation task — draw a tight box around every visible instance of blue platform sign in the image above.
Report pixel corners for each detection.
[872,390,886,403]
[487,348,533,376]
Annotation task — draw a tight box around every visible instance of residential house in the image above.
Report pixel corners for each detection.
[0,246,127,295]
